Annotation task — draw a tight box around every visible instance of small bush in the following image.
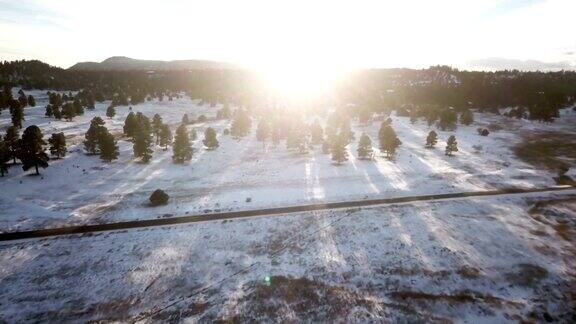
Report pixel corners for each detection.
[149,189,169,206]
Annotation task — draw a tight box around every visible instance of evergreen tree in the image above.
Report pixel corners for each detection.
[331,134,348,164]
[4,126,19,163]
[182,114,190,125]
[438,108,457,130]
[271,124,281,147]
[48,132,66,158]
[203,127,219,150]
[426,109,438,127]
[27,95,36,107]
[189,128,197,141]
[152,113,163,143]
[45,105,53,117]
[19,125,49,175]
[0,139,9,177]
[172,124,192,163]
[310,121,324,144]
[123,112,137,138]
[133,127,153,163]
[460,108,474,126]
[378,123,402,159]
[99,129,119,162]
[106,105,116,119]
[256,119,270,146]
[425,130,438,148]
[10,101,24,128]
[231,109,251,138]
[62,102,76,121]
[357,133,373,159]
[321,139,330,154]
[340,119,355,144]
[52,106,62,120]
[84,117,105,155]
[445,135,458,156]
[159,124,172,150]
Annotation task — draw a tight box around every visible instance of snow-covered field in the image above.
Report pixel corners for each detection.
[1,191,575,322]
[1,90,575,232]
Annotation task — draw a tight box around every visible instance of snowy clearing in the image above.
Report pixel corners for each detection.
[1,90,575,232]
[0,191,575,322]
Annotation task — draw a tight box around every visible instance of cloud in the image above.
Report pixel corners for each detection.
[467,57,575,71]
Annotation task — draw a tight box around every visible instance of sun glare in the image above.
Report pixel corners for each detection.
[255,63,346,101]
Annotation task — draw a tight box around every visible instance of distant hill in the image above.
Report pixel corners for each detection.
[69,56,235,71]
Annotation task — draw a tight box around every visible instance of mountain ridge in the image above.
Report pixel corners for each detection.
[69,56,235,71]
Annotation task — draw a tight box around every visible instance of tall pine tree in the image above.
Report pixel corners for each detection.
[99,129,119,162]
[172,124,192,163]
[445,135,458,156]
[19,125,49,175]
[159,124,172,150]
[357,133,373,159]
[378,123,402,159]
[3,126,19,163]
[48,132,67,158]
[425,130,438,148]
[84,117,105,155]
[203,127,219,150]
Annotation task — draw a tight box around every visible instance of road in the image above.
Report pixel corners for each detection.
[1,185,574,242]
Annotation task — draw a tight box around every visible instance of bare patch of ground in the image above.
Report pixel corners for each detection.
[514,131,576,172]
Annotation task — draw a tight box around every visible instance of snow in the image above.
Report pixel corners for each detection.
[0,191,574,322]
[1,90,575,232]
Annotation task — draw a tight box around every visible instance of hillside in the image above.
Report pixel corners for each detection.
[69,56,235,71]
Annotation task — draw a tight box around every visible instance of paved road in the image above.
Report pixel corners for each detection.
[1,186,574,242]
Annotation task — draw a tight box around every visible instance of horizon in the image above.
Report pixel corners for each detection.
[1,0,575,72]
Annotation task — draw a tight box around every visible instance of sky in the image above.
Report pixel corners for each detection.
[1,0,575,71]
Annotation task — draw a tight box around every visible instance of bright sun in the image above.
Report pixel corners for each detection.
[255,63,346,101]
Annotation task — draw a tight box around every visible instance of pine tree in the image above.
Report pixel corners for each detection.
[182,114,190,125]
[172,124,192,163]
[426,109,438,127]
[99,129,119,162]
[123,112,137,138]
[48,132,66,158]
[27,95,36,107]
[460,108,474,126]
[159,124,172,150]
[445,135,458,156]
[84,117,105,155]
[231,109,251,138]
[357,133,373,159]
[189,128,197,141]
[152,114,163,143]
[203,127,219,150]
[425,130,438,148]
[271,126,281,147]
[53,106,62,120]
[62,102,76,121]
[331,134,348,165]
[438,108,457,130]
[0,139,10,177]
[310,121,324,144]
[321,139,330,154]
[378,123,402,159]
[19,125,49,175]
[106,105,116,119]
[256,119,270,147]
[4,126,19,163]
[45,105,53,117]
[133,127,153,163]
[10,101,24,128]
[340,119,355,144]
